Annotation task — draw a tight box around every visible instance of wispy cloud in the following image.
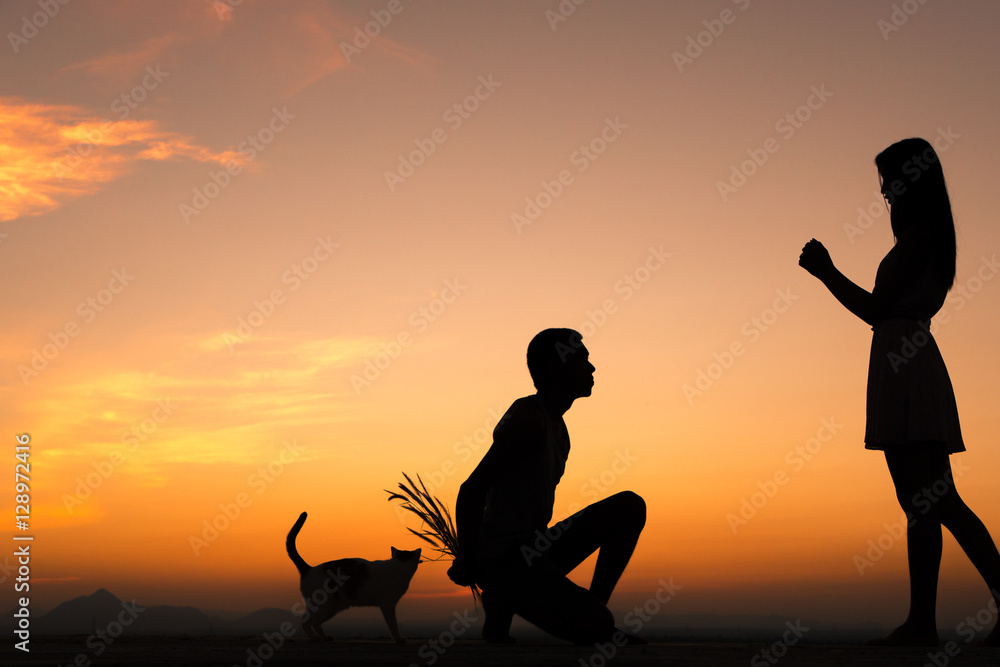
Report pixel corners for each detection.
[60,33,190,79]
[58,0,428,98]
[50,0,232,82]
[11,331,373,467]
[0,97,248,222]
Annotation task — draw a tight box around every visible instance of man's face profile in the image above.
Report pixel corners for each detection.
[558,345,595,399]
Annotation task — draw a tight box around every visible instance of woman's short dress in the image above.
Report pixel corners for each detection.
[864,317,965,453]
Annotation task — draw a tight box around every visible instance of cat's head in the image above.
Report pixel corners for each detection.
[390,547,422,563]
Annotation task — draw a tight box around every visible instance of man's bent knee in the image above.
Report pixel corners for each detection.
[612,490,646,530]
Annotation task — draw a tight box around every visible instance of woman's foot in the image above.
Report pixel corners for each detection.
[865,621,939,647]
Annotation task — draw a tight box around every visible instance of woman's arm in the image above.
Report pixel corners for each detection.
[799,239,880,325]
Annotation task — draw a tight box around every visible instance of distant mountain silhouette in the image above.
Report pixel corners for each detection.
[19,589,304,636]
[33,588,130,634]
[9,589,891,642]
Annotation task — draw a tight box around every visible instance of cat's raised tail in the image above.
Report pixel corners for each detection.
[286,511,311,577]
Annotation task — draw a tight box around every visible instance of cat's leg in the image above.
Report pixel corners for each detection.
[306,605,343,642]
[301,619,321,641]
[303,615,329,641]
[300,607,321,641]
[380,604,405,644]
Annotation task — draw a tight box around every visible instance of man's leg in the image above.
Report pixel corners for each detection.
[480,588,515,643]
[489,560,616,645]
[480,491,645,644]
[540,490,646,604]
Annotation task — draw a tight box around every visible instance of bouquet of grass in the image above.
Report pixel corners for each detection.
[386,472,482,607]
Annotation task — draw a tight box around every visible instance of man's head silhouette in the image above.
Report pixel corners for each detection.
[526,328,595,399]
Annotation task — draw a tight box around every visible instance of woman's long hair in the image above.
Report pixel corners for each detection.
[875,138,957,289]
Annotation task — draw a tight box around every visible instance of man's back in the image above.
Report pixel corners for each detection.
[479,394,570,563]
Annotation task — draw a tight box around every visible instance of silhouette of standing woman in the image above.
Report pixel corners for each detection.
[799,138,1000,646]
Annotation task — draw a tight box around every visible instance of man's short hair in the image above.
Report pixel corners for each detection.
[526,328,584,389]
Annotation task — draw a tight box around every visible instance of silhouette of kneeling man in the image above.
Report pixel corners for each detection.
[448,328,646,644]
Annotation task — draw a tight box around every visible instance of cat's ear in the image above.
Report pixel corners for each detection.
[414,548,422,560]
[391,547,401,559]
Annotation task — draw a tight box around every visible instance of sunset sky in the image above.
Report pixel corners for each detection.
[4,0,1000,633]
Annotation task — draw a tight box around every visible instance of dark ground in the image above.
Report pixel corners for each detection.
[7,636,999,667]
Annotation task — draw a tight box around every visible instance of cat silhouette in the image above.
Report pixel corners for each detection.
[286,512,421,643]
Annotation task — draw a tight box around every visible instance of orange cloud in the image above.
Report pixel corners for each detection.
[0,97,248,222]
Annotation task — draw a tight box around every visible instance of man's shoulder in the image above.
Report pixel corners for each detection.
[495,395,545,436]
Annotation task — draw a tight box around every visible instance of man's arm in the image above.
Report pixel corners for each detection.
[448,400,544,586]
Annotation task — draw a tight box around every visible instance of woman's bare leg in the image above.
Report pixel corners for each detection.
[868,445,943,646]
[873,444,1000,646]
[934,454,1000,645]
